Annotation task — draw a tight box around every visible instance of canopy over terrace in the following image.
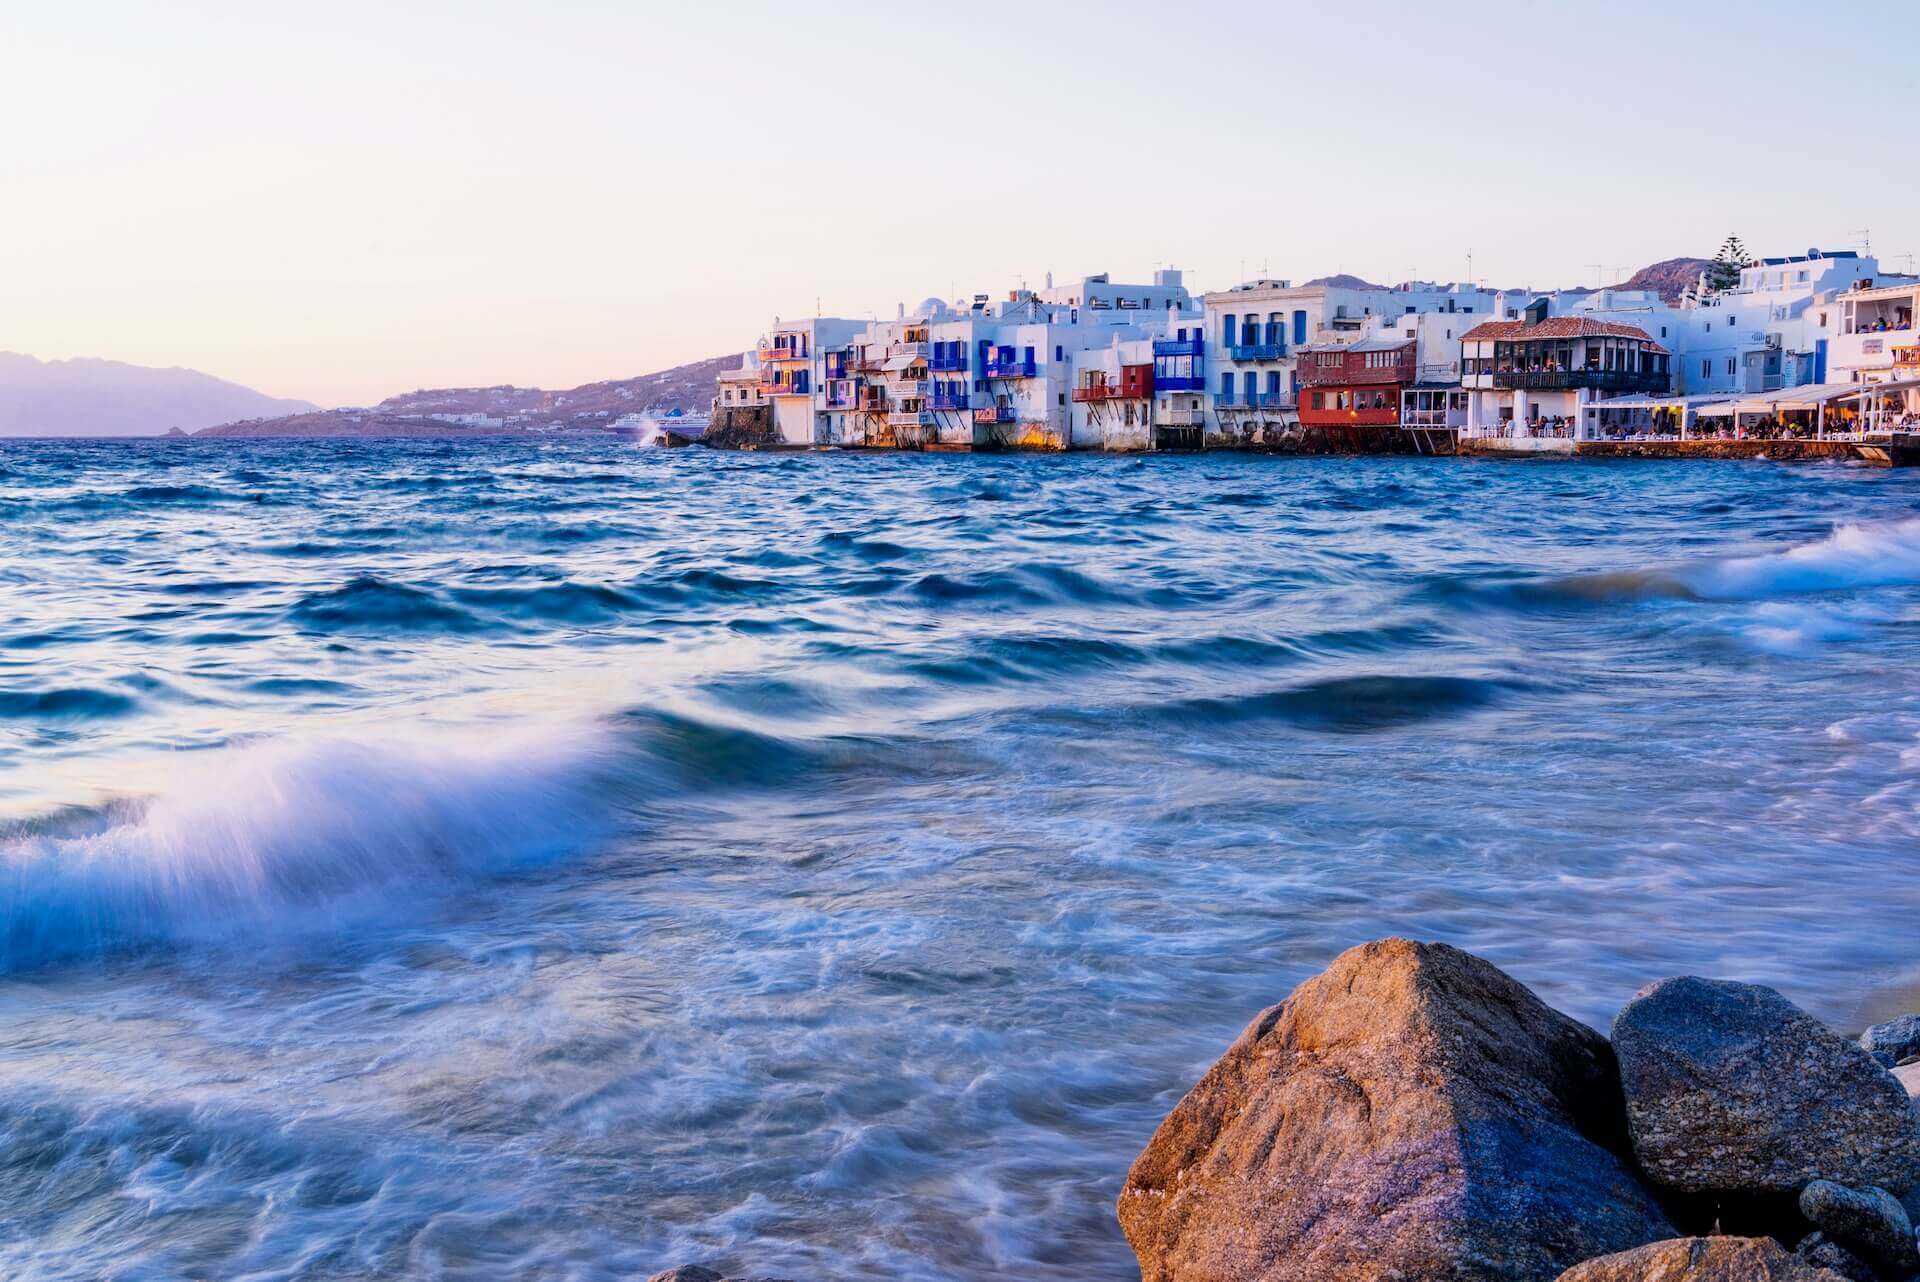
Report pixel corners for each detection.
[1691,381,1895,437]
[1837,378,1920,432]
[1580,393,1734,440]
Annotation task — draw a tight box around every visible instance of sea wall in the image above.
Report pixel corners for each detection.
[1578,439,1860,462]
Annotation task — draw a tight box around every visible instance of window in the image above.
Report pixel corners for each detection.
[1726,358,1736,376]
[1221,314,1236,345]
[1660,327,1667,338]
[1727,317,1736,328]
[1054,345,1063,362]
[1057,394,1065,406]
[1701,359,1711,379]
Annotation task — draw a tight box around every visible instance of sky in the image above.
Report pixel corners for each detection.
[2,0,1917,408]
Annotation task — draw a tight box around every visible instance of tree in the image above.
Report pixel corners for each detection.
[1705,235,1751,294]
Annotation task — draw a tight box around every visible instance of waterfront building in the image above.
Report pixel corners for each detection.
[759,317,865,446]
[1201,280,1496,446]
[760,272,1195,451]
[1297,332,1416,429]
[1829,279,1920,431]
[1675,250,1885,394]
[1458,298,1672,445]
[715,350,766,410]
[1151,322,1207,450]
[1068,336,1158,451]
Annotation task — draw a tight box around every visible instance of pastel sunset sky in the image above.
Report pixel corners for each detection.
[4,0,1916,406]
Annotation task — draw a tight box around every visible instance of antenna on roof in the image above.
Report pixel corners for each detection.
[1851,227,1873,255]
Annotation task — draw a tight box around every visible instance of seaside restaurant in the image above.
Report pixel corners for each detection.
[1686,382,1917,438]
[1580,393,1732,440]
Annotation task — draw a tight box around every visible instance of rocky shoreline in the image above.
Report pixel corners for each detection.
[647,938,1920,1282]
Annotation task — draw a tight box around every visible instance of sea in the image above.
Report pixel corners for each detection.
[3,436,1920,1280]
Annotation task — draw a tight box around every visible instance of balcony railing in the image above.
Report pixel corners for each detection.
[1159,407,1205,426]
[1226,342,1286,362]
[1156,375,1206,392]
[1215,392,1295,410]
[824,391,856,408]
[974,405,1015,424]
[892,378,930,397]
[1153,337,1204,358]
[761,343,809,362]
[887,342,929,360]
[888,410,933,427]
[930,391,970,411]
[1490,369,1669,392]
[928,352,969,372]
[984,356,1037,378]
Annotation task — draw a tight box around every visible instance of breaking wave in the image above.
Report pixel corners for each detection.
[0,722,616,972]
[1512,516,1920,608]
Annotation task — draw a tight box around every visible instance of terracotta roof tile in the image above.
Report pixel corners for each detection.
[1459,317,1667,351]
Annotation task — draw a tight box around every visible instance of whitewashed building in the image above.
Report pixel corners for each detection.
[1459,298,1672,444]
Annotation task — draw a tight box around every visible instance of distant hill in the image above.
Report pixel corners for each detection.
[0,352,317,438]
[1306,273,1388,290]
[198,352,738,438]
[1615,257,1711,303]
[1308,257,1708,304]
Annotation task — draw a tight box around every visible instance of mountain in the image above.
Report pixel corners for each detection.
[1306,273,1388,290]
[197,353,738,438]
[0,353,317,437]
[1615,257,1711,303]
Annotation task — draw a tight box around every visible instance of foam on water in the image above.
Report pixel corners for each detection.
[0,721,614,971]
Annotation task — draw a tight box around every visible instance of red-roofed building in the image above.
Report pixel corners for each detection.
[1460,298,1672,441]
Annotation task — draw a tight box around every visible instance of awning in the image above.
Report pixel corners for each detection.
[1585,393,1734,411]
[883,353,917,372]
[1723,383,1883,414]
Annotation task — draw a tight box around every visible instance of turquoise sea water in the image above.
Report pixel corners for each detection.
[3,437,1920,1279]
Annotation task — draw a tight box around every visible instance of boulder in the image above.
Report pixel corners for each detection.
[1792,1234,1876,1282]
[1117,938,1674,1282]
[1895,1063,1920,1101]
[1797,1179,1920,1275]
[1862,1016,1920,1070]
[1555,1237,1850,1281]
[1612,978,1920,1195]
[647,1271,724,1282]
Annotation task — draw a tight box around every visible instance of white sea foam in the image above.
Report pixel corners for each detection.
[0,721,612,971]
[1684,516,1920,601]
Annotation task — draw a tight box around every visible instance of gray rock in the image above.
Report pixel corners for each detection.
[1792,1235,1876,1282]
[1799,1179,1920,1275]
[647,1270,724,1282]
[1863,1015,1920,1069]
[1612,977,1920,1195]
[1555,1236,1850,1280]
[1118,938,1674,1282]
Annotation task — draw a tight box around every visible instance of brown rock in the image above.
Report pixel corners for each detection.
[1117,938,1674,1282]
[1556,1237,1850,1281]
